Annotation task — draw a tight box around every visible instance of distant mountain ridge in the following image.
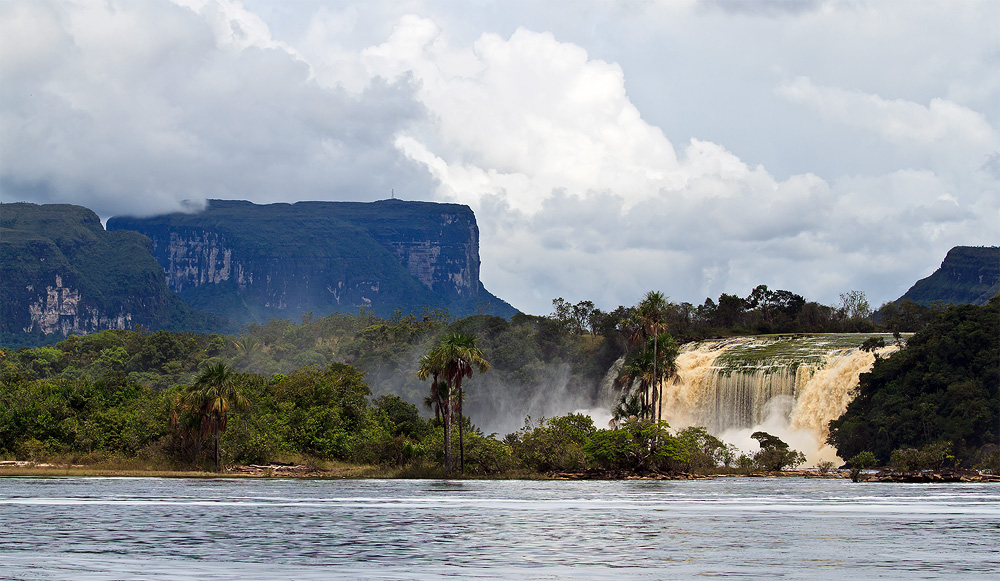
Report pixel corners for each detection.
[106,199,517,323]
[896,246,999,306]
[1,199,516,345]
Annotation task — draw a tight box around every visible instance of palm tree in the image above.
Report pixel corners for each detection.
[440,333,490,475]
[638,291,668,423]
[418,348,452,473]
[419,333,490,475]
[618,347,654,419]
[184,362,250,471]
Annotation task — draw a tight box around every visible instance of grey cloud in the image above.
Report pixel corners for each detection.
[0,1,434,218]
[701,0,826,17]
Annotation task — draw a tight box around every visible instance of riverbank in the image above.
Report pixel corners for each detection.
[0,460,840,480]
[4,461,998,481]
[0,460,371,479]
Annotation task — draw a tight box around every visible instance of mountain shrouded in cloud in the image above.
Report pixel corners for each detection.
[2,0,997,315]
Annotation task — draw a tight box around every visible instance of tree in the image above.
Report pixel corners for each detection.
[750,431,805,471]
[440,333,490,475]
[637,291,668,424]
[417,349,450,471]
[838,290,873,331]
[183,362,249,471]
[419,333,490,475]
[828,298,999,466]
[848,451,877,482]
[583,419,690,473]
[714,293,746,329]
[677,426,733,472]
[508,413,596,472]
[617,347,654,419]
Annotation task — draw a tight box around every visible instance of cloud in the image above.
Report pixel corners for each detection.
[701,0,825,17]
[776,76,996,150]
[360,15,997,313]
[0,0,433,218]
[2,0,997,316]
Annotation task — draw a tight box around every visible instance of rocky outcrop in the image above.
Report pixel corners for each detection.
[23,274,132,335]
[107,199,515,322]
[897,246,1000,306]
[866,469,1000,483]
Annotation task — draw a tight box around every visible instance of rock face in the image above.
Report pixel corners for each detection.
[23,274,132,336]
[897,246,1000,306]
[1,203,214,343]
[107,199,515,322]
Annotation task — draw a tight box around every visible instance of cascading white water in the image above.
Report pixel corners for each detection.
[654,335,899,464]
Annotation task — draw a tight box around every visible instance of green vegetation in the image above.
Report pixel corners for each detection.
[828,297,1000,468]
[848,451,877,482]
[896,246,999,307]
[179,362,250,471]
[0,304,808,477]
[582,419,689,473]
[748,431,806,471]
[418,333,491,475]
[2,275,994,478]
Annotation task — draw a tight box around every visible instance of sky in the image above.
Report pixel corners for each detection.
[2,0,998,316]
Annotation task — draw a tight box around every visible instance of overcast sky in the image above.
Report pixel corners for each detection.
[2,0,997,315]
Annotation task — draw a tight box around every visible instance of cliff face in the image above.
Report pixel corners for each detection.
[107,199,515,322]
[897,246,1000,306]
[1,203,214,343]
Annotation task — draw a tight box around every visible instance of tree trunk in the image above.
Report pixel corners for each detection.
[652,332,659,425]
[457,378,465,475]
[443,381,452,476]
[214,429,220,472]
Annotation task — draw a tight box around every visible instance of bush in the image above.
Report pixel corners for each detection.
[848,451,877,482]
[508,413,595,472]
[583,419,689,473]
[817,460,836,474]
[974,444,999,474]
[423,425,514,475]
[889,441,955,472]
[676,426,735,473]
[750,431,805,471]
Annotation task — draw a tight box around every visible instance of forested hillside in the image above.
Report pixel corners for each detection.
[829,296,999,468]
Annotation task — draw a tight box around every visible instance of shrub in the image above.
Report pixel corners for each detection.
[509,413,595,472]
[848,451,877,482]
[889,441,955,472]
[750,431,806,471]
[817,460,836,474]
[583,419,689,473]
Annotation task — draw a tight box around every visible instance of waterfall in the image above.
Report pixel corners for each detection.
[655,335,899,464]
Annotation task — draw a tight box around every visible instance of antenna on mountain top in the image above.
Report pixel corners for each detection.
[391,188,395,199]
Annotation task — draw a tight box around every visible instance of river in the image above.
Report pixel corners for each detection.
[1,476,997,579]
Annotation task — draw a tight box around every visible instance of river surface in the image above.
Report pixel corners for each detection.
[1,476,997,579]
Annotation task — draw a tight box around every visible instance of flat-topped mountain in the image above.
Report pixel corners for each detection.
[896,246,999,306]
[107,199,516,322]
[1,203,219,343]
